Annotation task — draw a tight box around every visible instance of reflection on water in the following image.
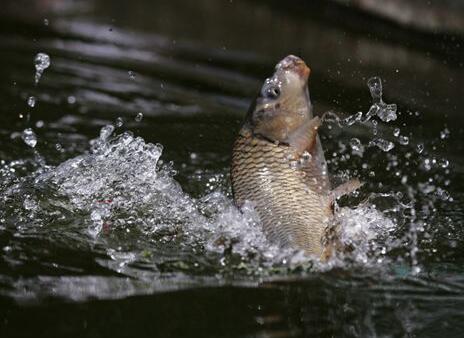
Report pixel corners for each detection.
[0,0,463,337]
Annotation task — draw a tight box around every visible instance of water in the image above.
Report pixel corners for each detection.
[0,1,463,337]
[33,52,51,85]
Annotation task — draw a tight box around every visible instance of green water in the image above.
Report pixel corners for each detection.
[0,1,463,337]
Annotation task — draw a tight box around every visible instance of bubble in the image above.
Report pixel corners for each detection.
[35,120,45,128]
[369,138,394,152]
[128,71,136,80]
[22,128,37,148]
[27,96,36,108]
[43,18,49,26]
[393,128,400,137]
[34,53,51,85]
[135,112,144,122]
[67,96,76,104]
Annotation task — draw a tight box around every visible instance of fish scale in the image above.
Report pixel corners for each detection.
[231,132,331,256]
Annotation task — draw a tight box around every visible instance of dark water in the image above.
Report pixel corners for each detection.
[0,1,463,337]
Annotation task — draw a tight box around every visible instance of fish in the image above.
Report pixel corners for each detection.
[231,55,361,259]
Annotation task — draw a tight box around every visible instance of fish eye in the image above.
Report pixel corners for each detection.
[262,85,281,99]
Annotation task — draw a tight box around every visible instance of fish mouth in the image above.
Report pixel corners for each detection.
[276,55,310,81]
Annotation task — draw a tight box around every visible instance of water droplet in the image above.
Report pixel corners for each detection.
[343,112,362,126]
[439,159,449,168]
[440,128,450,139]
[135,112,144,122]
[364,105,378,122]
[423,158,432,171]
[349,138,364,152]
[369,138,394,152]
[115,117,124,128]
[27,96,36,108]
[22,128,37,148]
[367,76,382,103]
[128,71,136,80]
[34,53,51,85]
[67,96,76,104]
[399,135,409,145]
[372,120,378,135]
[416,143,424,154]
[393,128,400,137]
[377,103,397,122]
[436,188,451,201]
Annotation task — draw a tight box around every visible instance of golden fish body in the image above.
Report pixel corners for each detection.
[232,130,331,256]
[230,55,360,258]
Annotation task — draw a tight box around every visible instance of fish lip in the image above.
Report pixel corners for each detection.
[276,55,311,81]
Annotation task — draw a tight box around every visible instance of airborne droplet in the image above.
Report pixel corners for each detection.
[367,76,382,103]
[22,128,37,148]
[27,96,36,108]
[34,53,51,85]
[135,112,144,122]
[369,138,394,152]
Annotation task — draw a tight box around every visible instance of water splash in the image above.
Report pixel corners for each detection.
[34,53,51,85]
[366,77,397,122]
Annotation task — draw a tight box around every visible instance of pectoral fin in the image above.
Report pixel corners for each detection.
[330,179,363,202]
[287,116,321,156]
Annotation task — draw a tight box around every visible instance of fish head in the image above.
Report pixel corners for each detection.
[246,55,312,143]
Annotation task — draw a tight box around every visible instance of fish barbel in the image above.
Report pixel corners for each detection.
[231,55,360,259]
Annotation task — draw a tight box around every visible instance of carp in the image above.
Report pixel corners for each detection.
[231,55,360,259]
